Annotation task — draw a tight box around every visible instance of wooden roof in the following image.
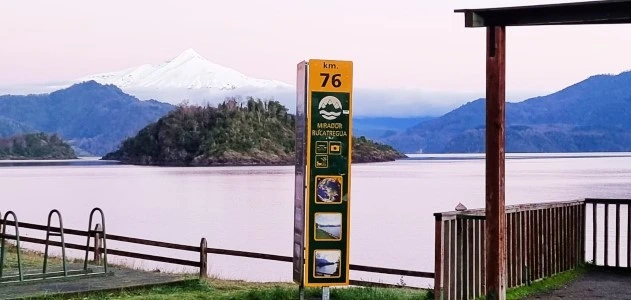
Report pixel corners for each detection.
[455,0,631,27]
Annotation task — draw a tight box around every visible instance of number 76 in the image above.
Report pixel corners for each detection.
[320,73,342,88]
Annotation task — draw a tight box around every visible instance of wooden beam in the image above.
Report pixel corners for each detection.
[456,0,631,27]
[485,25,506,300]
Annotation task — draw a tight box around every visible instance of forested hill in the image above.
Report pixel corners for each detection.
[384,70,631,153]
[0,81,174,155]
[0,133,77,160]
[103,98,406,166]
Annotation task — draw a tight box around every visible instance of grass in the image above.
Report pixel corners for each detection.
[505,266,586,300]
[2,243,431,300]
[474,265,587,300]
[28,278,431,300]
[315,228,339,240]
[3,243,590,300]
[1,242,69,269]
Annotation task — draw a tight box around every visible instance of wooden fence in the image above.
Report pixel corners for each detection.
[433,200,585,300]
[585,198,631,268]
[0,216,433,289]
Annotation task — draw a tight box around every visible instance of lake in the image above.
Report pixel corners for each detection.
[1,153,630,287]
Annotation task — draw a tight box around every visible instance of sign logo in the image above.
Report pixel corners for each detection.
[318,96,342,120]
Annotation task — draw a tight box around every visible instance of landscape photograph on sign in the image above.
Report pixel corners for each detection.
[315,175,343,203]
[314,250,341,278]
[314,213,342,241]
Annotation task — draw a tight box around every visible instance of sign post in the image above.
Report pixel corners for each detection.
[293,59,353,288]
[293,61,308,295]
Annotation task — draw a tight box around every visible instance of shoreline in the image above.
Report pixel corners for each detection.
[99,158,406,167]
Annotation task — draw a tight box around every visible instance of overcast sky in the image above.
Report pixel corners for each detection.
[1,0,631,104]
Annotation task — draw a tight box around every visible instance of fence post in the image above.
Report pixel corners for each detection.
[434,214,443,300]
[581,202,586,265]
[200,238,208,279]
[94,223,102,264]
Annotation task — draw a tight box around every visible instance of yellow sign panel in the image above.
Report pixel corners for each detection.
[303,59,353,287]
[308,59,353,93]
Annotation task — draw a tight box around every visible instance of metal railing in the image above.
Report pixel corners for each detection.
[0,209,109,283]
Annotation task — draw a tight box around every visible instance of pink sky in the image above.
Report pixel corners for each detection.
[1,0,631,98]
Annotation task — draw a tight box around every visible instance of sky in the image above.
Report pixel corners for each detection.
[1,0,631,114]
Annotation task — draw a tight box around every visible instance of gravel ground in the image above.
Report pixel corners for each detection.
[524,267,631,300]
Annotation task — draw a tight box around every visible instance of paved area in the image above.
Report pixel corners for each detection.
[525,267,631,300]
[0,266,188,299]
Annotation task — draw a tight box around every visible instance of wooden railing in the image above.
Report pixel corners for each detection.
[0,217,433,289]
[433,200,585,300]
[585,198,631,268]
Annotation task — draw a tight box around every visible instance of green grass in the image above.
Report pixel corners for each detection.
[315,228,339,240]
[474,266,587,300]
[505,266,586,300]
[2,243,430,300]
[1,243,67,269]
[30,278,431,300]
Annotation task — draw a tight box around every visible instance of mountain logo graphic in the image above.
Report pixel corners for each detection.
[318,96,343,120]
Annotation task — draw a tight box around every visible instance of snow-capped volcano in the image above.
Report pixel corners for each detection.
[79,49,291,91]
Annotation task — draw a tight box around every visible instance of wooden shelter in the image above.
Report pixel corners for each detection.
[455,1,631,299]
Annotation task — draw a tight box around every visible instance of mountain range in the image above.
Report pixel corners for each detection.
[0,81,413,156]
[0,81,173,155]
[384,70,631,153]
[1,48,630,156]
[0,49,474,118]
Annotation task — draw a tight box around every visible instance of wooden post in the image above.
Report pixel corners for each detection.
[485,25,506,300]
[615,204,620,267]
[592,204,597,264]
[94,223,102,264]
[434,214,443,300]
[605,204,609,266]
[200,238,208,278]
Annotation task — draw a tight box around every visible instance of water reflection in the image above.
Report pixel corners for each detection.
[0,153,630,287]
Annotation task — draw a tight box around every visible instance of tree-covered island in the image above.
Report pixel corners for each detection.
[103,98,407,166]
[0,133,77,160]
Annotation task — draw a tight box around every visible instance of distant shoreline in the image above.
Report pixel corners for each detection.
[96,158,405,167]
[5,151,629,167]
[0,156,405,167]
[0,157,120,167]
[405,152,631,161]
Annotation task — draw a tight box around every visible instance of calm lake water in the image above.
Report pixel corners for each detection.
[319,226,341,239]
[1,153,630,287]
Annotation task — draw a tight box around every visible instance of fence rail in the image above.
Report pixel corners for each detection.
[0,217,433,289]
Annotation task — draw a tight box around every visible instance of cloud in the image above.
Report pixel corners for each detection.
[351,88,482,117]
[121,86,484,117]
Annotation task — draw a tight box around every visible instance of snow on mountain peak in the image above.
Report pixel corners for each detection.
[178,48,203,59]
[78,49,292,91]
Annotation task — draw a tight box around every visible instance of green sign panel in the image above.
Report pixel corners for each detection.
[295,59,352,287]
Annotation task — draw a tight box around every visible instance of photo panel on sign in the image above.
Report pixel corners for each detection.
[314,249,342,278]
[314,212,342,241]
[315,175,343,204]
